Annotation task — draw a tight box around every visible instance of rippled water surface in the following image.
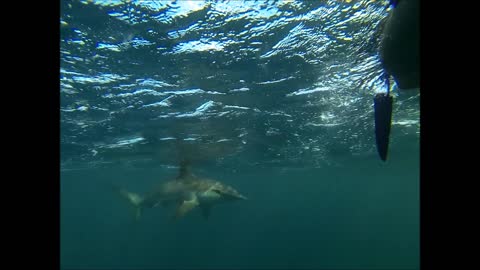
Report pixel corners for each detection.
[61,0,419,171]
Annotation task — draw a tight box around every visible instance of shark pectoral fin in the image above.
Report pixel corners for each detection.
[199,205,212,220]
[173,198,199,220]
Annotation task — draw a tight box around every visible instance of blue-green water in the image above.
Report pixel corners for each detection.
[61,0,419,269]
[61,155,418,269]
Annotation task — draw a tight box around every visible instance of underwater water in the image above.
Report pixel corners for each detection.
[60,0,420,269]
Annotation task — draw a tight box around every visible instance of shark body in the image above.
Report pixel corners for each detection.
[117,162,247,220]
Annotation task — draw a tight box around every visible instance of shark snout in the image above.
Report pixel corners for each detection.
[237,194,248,200]
[224,192,248,201]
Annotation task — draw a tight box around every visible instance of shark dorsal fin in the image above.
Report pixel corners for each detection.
[176,159,195,181]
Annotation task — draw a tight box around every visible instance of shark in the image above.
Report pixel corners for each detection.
[115,161,247,221]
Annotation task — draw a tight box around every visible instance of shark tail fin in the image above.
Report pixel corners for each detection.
[112,184,143,221]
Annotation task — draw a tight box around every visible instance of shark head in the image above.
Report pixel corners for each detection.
[172,182,247,220]
[200,183,248,204]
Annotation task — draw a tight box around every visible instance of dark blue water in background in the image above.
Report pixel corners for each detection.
[60,0,419,269]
